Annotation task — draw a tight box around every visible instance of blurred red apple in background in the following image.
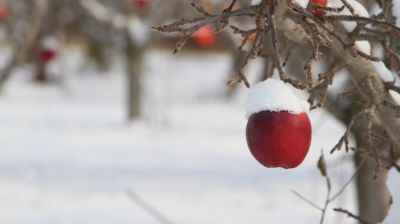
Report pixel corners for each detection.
[0,3,8,21]
[193,25,216,48]
[311,0,328,17]
[39,37,58,65]
[40,48,56,64]
[134,0,151,10]
[246,33,256,45]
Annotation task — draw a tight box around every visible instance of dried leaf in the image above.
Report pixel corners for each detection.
[317,151,327,177]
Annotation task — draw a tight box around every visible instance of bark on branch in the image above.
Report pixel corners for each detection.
[279,17,400,157]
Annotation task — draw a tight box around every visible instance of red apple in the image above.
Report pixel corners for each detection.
[193,25,216,48]
[134,0,151,10]
[246,110,312,169]
[0,3,8,21]
[310,0,328,17]
[40,48,56,64]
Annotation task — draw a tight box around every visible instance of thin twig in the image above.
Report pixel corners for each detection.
[291,190,323,211]
[329,158,365,202]
[126,190,175,224]
[334,208,371,224]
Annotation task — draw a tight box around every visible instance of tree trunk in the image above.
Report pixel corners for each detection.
[34,58,48,82]
[349,111,392,223]
[126,34,144,120]
[354,153,391,223]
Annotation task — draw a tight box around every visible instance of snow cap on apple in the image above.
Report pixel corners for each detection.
[245,79,312,169]
[245,79,310,118]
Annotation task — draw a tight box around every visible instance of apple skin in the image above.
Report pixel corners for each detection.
[311,0,328,17]
[246,110,312,169]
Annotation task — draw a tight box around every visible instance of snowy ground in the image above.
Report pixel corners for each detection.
[0,49,398,224]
